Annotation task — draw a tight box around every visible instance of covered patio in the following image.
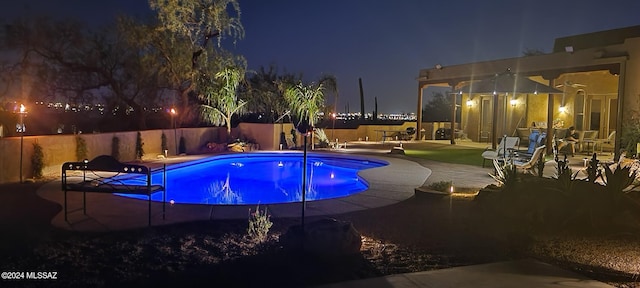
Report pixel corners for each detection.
[415,26,639,159]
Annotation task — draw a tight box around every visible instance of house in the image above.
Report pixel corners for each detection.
[417,25,640,157]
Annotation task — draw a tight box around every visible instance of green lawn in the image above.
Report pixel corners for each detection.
[404,147,486,167]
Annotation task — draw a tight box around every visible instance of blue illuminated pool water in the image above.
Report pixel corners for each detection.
[117,152,387,205]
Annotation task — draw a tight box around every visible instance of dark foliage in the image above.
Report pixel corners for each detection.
[30,142,44,179]
[111,136,120,161]
[135,132,144,160]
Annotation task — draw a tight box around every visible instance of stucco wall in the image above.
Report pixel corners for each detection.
[623,37,640,124]
[0,122,422,184]
[0,127,225,184]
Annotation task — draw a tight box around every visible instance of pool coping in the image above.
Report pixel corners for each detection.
[37,152,431,231]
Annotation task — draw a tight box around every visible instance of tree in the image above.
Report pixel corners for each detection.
[147,0,245,126]
[1,17,162,130]
[423,91,460,122]
[284,82,325,149]
[285,82,325,128]
[199,65,247,135]
[243,64,302,123]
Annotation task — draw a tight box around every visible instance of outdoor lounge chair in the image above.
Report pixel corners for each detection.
[481,136,520,167]
[598,131,616,154]
[513,145,546,175]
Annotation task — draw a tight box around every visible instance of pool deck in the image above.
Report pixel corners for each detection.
[35,140,616,288]
[37,152,432,231]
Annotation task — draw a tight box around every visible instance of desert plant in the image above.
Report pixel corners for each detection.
[161,133,168,153]
[427,180,452,192]
[31,142,44,179]
[135,132,144,160]
[586,153,601,184]
[179,136,186,154]
[199,66,247,135]
[111,136,120,160]
[603,164,638,206]
[314,128,330,148]
[553,157,579,196]
[247,205,273,243]
[75,136,87,161]
[489,159,517,189]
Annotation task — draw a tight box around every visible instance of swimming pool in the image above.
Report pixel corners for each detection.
[117,152,387,205]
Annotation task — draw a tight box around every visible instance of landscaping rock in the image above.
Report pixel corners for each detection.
[389,146,405,154]
[280,218,362,257]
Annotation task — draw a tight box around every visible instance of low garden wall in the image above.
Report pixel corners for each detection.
[0,121,441,184]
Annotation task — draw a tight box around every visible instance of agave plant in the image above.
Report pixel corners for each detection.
[489,159,517,189]
[585,153,602,184]
[314,128,330,148]
[603,164,638,206]
[553,158,579,197]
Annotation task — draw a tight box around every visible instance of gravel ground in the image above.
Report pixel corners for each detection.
[1,180,640,287]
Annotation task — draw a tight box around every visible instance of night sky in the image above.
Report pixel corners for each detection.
[2,0,639,113]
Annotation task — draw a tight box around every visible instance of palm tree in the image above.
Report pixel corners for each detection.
[200,66,247,136]
[284,82,325,149]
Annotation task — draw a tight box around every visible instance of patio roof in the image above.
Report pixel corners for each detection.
[457,70,562,95]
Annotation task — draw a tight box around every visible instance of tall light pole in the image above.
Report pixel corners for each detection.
[17,104,27,183]
[170,108,177,155]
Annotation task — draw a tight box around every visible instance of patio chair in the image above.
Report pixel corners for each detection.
[515,128,530,148]
[580,130,599,153]
[513,145,546,175]
[598,130,616,154]
[517,131,546,160]
[481,136,520,167]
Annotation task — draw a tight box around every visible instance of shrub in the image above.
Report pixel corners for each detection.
[489,160,517,189]
[111,136,120,160]
[75,136,87,161]
[31,142,44,179]
[135,132,144,160]
[179,136,186,154]
[161,133,168,153]
[247,205,273,243]
[314,128,330,148]
[603,164,638,206]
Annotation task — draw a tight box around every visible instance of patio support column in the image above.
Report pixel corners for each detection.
[614,60,626,160]
[416,84,425,140]
[546,80,555,155]
[492,93,498,150]
[450,92,456,145]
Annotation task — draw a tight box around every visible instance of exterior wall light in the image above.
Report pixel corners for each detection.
[466,100,474,107]
[510,99,517,106]
[559,106,567,113]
